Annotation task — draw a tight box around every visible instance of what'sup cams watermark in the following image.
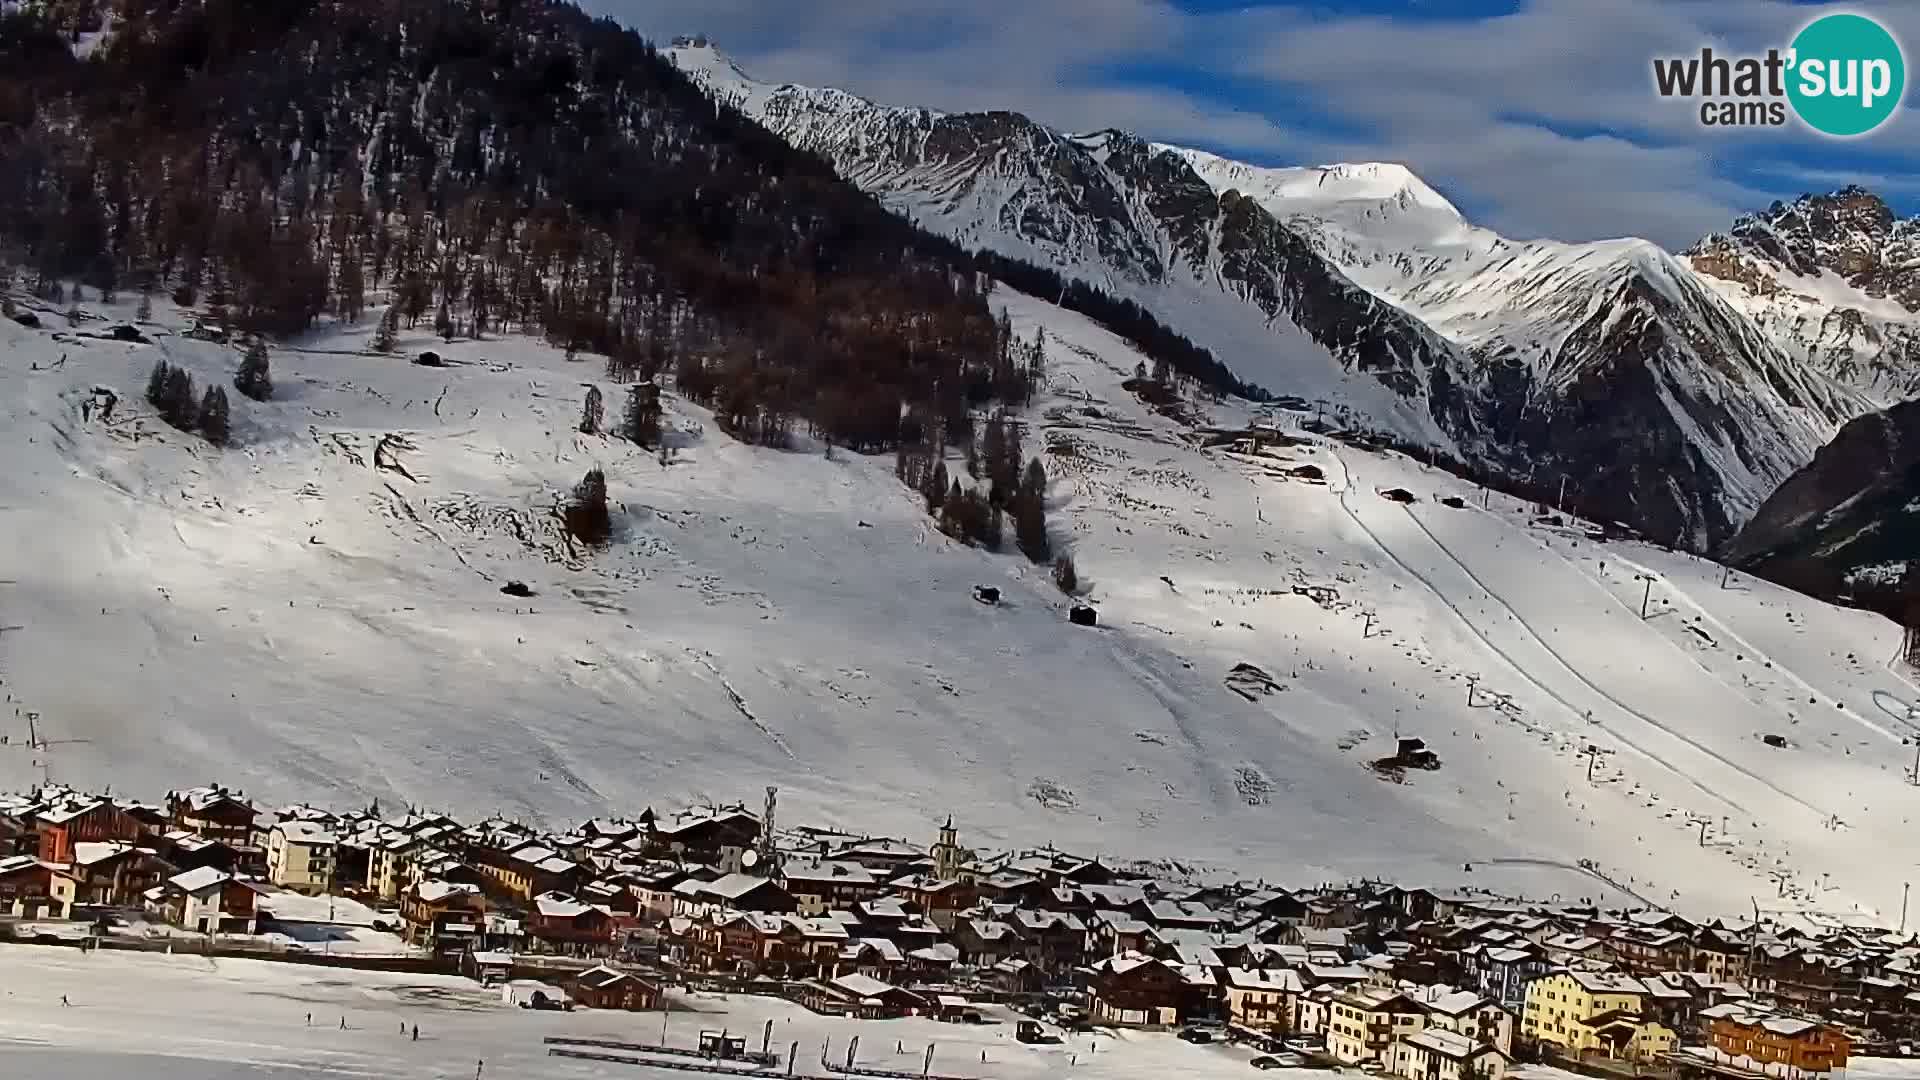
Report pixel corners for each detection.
[1653,12,1906,136]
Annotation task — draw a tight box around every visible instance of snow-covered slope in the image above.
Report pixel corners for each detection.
[4,288,1917,923]
[665,41,1868,551]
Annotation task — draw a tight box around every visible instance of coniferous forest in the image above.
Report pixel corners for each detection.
[0,0,1238,454]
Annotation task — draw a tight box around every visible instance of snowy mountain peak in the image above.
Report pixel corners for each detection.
[666,38,777,114]
[1683,185,1920,399]
[1165,146,1466,227]
[662,42,1871,548]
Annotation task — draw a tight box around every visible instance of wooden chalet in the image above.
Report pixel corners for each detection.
[571,965,662,1011]
[166,786,260,848]
[526,891,615,955]
[1089,952,1192,1027]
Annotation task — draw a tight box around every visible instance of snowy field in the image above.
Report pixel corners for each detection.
[0,286,1916,922]
[0,944,1288,1079]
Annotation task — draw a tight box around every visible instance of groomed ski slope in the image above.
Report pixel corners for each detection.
[0,286,1913,922]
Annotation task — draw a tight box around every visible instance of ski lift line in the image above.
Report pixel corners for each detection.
[1394,500,1834,823]
[1322,448,1744,815]
[1604,552,1913,746]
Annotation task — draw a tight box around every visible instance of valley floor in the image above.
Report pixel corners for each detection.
[0,287,1915,924]
[0,944,1280,1080]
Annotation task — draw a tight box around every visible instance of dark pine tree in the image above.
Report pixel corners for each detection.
[579,385,603,435]
[564,468,612,546]
[198,386,230,446]
[1014,458,1051,563]
[621,383,662,448]
[1052,554,1078,595]
[372,305,399,352]
[160,366,198,430]
[235,340,272,401]
[145,358,171,407]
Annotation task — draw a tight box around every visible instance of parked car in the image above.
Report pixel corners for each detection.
[1251,1053,1305,1070]
[1178,1028,1215,1044]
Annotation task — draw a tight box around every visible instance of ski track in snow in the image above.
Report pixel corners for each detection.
[1564,547,1910,747]
[1395,501,1831,822]
[1322,444,1747,815]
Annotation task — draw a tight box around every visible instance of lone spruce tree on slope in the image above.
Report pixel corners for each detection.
[235,339,273,401]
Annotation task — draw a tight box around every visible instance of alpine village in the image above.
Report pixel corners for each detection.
[0,778,1907,1080]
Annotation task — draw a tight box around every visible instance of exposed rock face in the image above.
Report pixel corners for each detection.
[1686,187,1920,399]
[1726,397,1920,599]
[669,42,1877,549]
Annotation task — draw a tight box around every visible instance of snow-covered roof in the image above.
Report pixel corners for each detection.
[414,880,480,904]
[1305,962,1371,983]
[843,937,904,962]
[73,840,133,866]
[1095,951,1170,976]
[275,820,339,846]
[687,872,780,900]
[38,800,105,825]
[1405,1028,1496,1061]
[1760,1017,1818,1037]
[783,858,876,885]
[0,854,41,875]
[576,964,638,989]
[171,786,257,813]
[833,837,922,858]
[1011,908,1085,933]
[831,973,898,1000]
[167,866,231,894]
[1298,926,1351,947]
[1423,989,1488,1016]
[535,892,590,918]
[1225,966,1306,993]
[1565,970,1647,995]
[966,918,1010,941]
[508,844,558,865]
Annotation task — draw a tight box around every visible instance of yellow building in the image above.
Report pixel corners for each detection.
[1522,971,1676,1060]
[265,820,338,896]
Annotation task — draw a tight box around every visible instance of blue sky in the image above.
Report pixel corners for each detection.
[594,0,1920,247]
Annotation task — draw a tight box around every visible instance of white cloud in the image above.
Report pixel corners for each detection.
[589,0,1920,248]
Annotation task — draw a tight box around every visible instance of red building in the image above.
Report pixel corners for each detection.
[37,801,145,865]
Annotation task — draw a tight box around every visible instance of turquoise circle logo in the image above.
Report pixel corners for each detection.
[1787,13,1905,137]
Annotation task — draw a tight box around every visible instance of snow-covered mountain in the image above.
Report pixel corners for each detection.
[666,41,1874,550]
[7,287,1919,924]
[1687,187,1920,400]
